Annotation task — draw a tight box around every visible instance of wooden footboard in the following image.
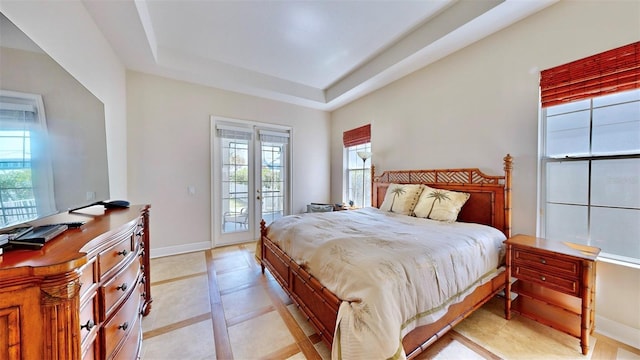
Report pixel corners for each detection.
[260,223,341,347]
[401,269,505,358]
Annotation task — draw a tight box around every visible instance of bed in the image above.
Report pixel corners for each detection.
[260,155,513,359]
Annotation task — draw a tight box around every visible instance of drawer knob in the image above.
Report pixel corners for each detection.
[81,319,95,331]
[118,322,129,331]
[540,258,546,264]
[540,276,546,281]
[117,249,128,257]
[116,283,128,292]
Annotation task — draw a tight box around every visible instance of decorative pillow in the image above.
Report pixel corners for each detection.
[413,186,470,222]
[379,184,424,215]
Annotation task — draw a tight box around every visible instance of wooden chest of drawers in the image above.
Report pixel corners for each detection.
[0,205,152,360]
[504,234,600,355]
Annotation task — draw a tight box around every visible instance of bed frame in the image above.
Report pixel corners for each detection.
[260,154,513,358]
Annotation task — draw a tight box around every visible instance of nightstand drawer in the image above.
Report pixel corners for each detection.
[514,265,580,296]
[513,247,580,279]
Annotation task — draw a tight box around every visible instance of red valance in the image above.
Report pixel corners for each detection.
[541,41,640,108]
[343,124,371,147]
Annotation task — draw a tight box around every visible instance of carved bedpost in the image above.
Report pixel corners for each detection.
[260,219,267,237]
[141,206,153,316]
[503,154,513,238]
[260,219,267,273]
[370,164,375,207]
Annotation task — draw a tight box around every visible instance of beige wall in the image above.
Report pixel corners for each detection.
[127,71,330,253]
[330,0,640,346]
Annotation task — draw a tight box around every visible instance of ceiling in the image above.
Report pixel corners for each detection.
[82,0,557,111]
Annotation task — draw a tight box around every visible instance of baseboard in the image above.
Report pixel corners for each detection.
[150,241,211,259]
[595,315,640,349]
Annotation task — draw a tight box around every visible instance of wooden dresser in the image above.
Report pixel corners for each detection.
[0,205,152,360]
[504,234,600,355]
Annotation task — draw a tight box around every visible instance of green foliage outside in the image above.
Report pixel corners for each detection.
[229,167,281,191]
[0,169,33,201]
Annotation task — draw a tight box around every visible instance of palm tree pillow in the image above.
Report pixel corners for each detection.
[413,186,470,222]
[379,183,424,215]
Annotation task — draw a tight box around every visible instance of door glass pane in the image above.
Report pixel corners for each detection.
[221,138,249,233]
[261,142,285,226]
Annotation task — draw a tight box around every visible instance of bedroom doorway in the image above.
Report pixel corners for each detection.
[211,117,290,247]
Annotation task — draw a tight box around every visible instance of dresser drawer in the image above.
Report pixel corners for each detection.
[134,218,145,244]
[80,294,98,346]
[79,258,97,302]
[513,246,580,279]
[103,288,142,360]
[82,338,96,360]
[111,322,142,360]
[98,232,134,280]
[101,257,141,319]
[514,265,580,296]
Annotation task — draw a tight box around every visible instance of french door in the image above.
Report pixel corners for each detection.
[212,117,290,246]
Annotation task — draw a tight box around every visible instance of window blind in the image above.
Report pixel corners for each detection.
[259,129,289,144]
[216,124,252,140]
[343,124,370,147]
[540,41,640,108]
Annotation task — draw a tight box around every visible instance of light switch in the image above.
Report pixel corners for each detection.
[188,186,196,195]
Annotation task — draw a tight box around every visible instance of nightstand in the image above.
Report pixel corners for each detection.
[504,234,600,355]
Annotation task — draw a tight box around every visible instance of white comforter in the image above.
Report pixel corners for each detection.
[266,207,506,360]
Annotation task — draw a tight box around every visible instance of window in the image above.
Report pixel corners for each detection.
[343,124,371,208]
[0,91,54,227]
[539,42,640,266]
[346,142,371,207]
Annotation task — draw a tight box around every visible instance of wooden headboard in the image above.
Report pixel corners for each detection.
[371,154,512,237]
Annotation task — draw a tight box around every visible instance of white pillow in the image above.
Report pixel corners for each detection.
[413,186,470,222]
[379,184,424,215]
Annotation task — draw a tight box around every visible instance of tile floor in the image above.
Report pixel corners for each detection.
[140,243,640,360]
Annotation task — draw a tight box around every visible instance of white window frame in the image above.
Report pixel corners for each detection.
[538,89,640,268]
[345,142,371,208]
[0,90,55,227]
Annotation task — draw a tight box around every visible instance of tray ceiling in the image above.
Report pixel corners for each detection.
[82,0,557,111]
